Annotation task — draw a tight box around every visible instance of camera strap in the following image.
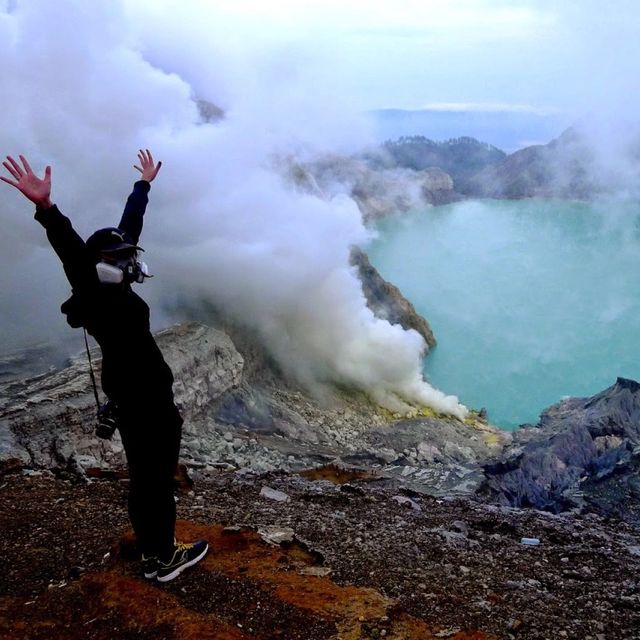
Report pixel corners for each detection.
[83,328,101,413]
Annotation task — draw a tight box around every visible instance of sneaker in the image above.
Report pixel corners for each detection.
[141,554,158,579]
[156,540,209,583]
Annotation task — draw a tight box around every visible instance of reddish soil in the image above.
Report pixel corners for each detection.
[1,469,638,639]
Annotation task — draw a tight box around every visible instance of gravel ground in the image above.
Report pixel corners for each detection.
[1,469,639,639]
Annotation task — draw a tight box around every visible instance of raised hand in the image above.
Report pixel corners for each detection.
[1,155,52,208]
[134,149,162,183]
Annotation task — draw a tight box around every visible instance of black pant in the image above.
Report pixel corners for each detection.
[117,397,183,558]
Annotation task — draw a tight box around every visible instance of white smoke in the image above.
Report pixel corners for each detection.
[0,0,466,418]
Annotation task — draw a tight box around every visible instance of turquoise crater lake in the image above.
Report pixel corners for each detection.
[365,198,640,429]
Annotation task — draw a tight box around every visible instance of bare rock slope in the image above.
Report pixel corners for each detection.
[0,320,505,498]
[350,246,436,349]
[0,323,244,472]
[479,377,640,526]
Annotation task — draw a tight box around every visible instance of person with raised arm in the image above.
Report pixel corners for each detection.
[1,151,208,582]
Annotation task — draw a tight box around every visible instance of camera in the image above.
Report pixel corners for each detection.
[96,401,120,440]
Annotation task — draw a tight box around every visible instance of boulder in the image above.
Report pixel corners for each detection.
[478,377,640,525]
[0,322,243,472]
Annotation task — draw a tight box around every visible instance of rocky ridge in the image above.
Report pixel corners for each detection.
[284,154,461,222]
[0,320,505,495]
[350,247,436,349]
[379,136,506,193]
[479,377,640,526]
[462,127,600,199]
[286,126,640,214]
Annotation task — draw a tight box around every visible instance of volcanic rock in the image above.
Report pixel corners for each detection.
[0,322,243,472]
[478,377,640,526]
[285,154,459,222]
[462,127,602,199]
[0,317,507,499]
[350,246,436,349]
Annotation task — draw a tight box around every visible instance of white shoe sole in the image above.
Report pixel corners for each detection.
[156,544,209,583]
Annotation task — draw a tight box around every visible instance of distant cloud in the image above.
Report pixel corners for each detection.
[418,103,564,116]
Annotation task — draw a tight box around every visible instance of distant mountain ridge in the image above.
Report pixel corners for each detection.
[369,107,571,152]
[375,135,506,189]
[377,126,640,201]
[283,125,638,224]
[462,127,600,199]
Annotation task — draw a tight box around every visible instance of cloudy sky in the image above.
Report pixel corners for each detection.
[125,0,640,119]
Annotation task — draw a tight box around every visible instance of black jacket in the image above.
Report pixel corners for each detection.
[35,181,174,407]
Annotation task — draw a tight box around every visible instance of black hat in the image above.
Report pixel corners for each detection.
[86,227,143,255]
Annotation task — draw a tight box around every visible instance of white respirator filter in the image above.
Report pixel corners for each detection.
[96,262,124,284]
[135,261,152,283]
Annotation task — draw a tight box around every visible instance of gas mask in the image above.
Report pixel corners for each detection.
[96,254,152,284]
